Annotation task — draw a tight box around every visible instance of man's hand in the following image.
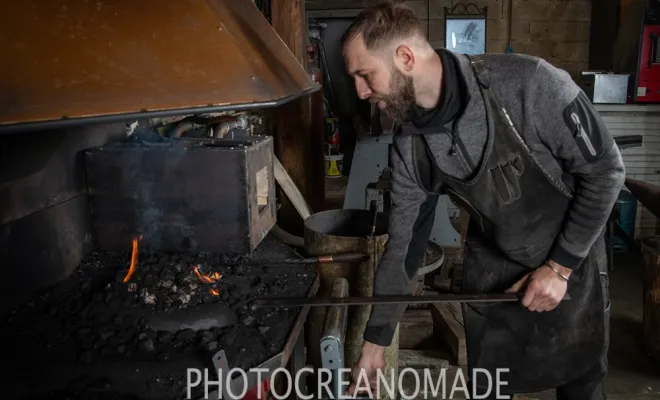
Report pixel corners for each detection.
[345,342,385,397]
[505,261,571,312]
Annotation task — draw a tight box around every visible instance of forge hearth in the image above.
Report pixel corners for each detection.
[1,234,316,400]
[83,135,277,255]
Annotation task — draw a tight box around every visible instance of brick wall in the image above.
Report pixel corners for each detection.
[305,0,592,80]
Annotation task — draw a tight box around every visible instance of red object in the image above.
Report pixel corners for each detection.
[586,0,660,103]
[242,379,271,400]
[636,24,660,102]
[329,130,339,145]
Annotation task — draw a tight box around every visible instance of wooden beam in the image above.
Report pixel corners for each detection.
[270,0,325,235]
[431,302,467,366]
[399,309,435,349]
[272,0,306,63]
[267,99,312,235]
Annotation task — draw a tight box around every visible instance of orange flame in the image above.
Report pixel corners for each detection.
[193,265,222,284]
[193,265,214,283]
[123,235,142,283]
[192,265,222,296]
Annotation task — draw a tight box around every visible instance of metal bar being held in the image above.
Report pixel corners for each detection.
[251,292,571,309]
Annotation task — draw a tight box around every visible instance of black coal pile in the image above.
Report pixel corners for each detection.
[0,235,316,400]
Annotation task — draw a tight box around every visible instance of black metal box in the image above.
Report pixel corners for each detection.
[84,135,276,254]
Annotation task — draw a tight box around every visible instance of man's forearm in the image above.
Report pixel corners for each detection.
[528,62,626,271]
[364,193,439,346]
[548,144,625,270]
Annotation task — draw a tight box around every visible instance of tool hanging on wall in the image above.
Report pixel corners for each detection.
[506,0,514,53]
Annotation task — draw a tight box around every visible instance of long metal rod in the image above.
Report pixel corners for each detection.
[251,292,572,309]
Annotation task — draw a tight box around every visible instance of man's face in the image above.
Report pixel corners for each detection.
[343,36,416,122]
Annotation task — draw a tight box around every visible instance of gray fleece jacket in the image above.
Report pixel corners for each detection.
[364,51,626,346]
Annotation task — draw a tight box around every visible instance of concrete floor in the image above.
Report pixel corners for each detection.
[597,252,660,399]
[396,252,660,400]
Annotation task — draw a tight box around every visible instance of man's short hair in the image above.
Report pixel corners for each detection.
[340,1,424,51]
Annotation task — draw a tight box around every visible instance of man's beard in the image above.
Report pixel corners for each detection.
[377,67,417,123]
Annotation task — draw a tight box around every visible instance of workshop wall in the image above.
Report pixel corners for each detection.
[305,0,592,80]
[596,105,660,239]
[0,123,128,308]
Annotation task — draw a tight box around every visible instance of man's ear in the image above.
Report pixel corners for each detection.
[395,45,415,72]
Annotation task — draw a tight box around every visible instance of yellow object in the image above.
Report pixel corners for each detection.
[324,154,343,177]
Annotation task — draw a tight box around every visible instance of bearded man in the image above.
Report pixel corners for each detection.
[340,2,624,399]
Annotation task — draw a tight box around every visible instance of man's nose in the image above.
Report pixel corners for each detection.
[355,80,371,100]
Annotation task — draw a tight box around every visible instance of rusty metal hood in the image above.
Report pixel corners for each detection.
[0,0,317,133]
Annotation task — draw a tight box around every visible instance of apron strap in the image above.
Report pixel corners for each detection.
[468,54,491,89]
[412,134,436,193]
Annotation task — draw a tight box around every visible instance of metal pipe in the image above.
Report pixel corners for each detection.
[322,278,349,345]
[270,224,304,247]
[213,115,248,138]
[625,178,660,220]
[172,121,196,137]
[615,135,643,149]
[321,278,350,400]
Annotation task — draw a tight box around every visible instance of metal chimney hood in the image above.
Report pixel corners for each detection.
[0,0,318,133]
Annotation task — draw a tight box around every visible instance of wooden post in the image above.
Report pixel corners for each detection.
[271,0,306,64]
[642,237,660,364]
[270,0,325,235]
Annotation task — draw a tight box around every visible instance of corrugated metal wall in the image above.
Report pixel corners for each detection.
[596,104,660,240]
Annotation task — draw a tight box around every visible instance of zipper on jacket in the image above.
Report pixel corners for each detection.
[571,112,597,156]
[448,134,457,156]
[451,130,476,172]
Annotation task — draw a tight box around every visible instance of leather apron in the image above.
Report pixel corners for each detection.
[410,55,610,394]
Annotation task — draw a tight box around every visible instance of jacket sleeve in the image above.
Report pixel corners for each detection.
[363,140,439,346]
[526,59,626,270]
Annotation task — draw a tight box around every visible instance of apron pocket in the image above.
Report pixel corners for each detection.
[488,161,522,205]
[495,227,557,266]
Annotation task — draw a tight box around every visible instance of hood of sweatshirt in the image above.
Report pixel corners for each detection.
[408,49,470,134]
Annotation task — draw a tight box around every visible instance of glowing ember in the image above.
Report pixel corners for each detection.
[192,265,222,295]
[193,265,219,283]
[123,235,142,283]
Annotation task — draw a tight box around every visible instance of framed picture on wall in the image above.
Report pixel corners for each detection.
[445,4,487,54]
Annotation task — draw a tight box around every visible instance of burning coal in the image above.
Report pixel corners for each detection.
[119,243,226,308]
[193,265,222,296]
[1,246,316,400]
